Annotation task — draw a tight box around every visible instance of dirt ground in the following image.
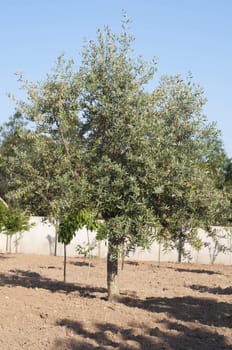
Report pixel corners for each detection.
[0,253,231,350]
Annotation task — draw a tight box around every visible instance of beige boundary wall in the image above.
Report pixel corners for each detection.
[0,217,231,265]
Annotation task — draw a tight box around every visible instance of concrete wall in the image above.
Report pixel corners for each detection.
[0,217,231,265]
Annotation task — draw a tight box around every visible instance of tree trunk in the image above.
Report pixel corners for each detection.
[54,219,59,256]
[107,240,119,301]
[15,234,18,253]
[158,242,161,266]
[178,228,185,263]
[121,253,125,271]
[120,242,125,271]
[86,229,91,281]
[54,231,58,256]
[6,235,8,252]
[63,244,67,283]
[178,241,182,263]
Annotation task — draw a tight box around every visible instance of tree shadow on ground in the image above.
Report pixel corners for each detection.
[119,295,232,328]
[0,254,13,259]
[165,266,222,275]
[39,265,62,270]
[124,260,139,266]
[0,269,107,296]
[190,284,232,295]
[53,318,232,350]
[69,261,95,268]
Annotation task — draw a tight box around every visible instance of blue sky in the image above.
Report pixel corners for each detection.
[0,0,231,155]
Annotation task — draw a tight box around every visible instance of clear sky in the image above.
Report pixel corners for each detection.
[0,0,231,155]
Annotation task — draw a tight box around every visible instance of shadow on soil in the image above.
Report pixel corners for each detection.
[53,282,232,349]
[190,284,232,295]
[53,318,232,350]
[0,269,106,296]
[119,295,232,329]
[125,261,139,266]
[0,254,12,260]
[69,261,94,268]
[0,263,231,349]
[165,265,222,275]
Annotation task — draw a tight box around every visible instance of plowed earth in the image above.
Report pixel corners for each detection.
[0,253,231,350]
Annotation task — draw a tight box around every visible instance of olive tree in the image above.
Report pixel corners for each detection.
[5,16,229,300]
[79,18,229,297]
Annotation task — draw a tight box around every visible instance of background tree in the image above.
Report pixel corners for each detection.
[146,75,230,261]
[224,157,232,200]
[0,199,31,253]
[1,57,88,258]
[0,111,30,204]
[3,207,31,253]
[0,199,8,232]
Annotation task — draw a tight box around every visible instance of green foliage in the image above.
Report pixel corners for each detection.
[80,18,159,256]
[76,242,95,258]
[204,228,232,264]
[1,57,86,220]
[0,201,8,231]
[0,112,30,202]
[0,202,31,236]
[58,209,99,245]
[79,19,229,257]
[223,158,232,223]
[142,74,230,251]
[3,207,31,236]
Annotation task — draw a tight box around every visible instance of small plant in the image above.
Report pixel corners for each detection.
[76,236,97,281]
[204,228,231,264]
[76,241,96,258]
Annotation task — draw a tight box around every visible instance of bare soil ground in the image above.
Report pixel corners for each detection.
[0,253,231,350]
